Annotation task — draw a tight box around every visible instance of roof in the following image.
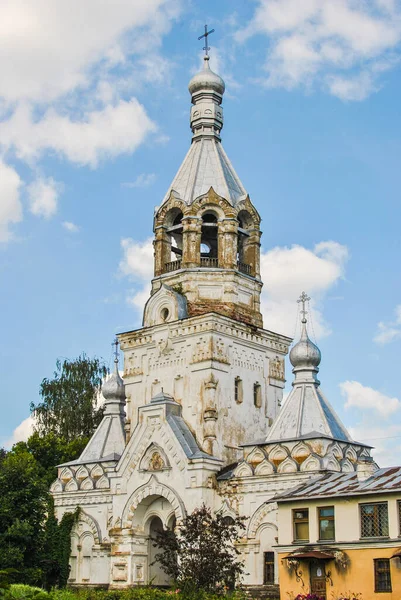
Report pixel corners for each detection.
[161,137,247,206]
[266,383,354,444]
[274,466,401,502]
[167,413,220,461]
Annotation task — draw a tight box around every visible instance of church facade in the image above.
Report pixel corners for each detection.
[51,54,390,598]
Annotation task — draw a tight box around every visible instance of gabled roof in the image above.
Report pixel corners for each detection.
[274,466,401,502]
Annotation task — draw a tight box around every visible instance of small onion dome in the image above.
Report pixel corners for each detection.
[188,56,225,97]
[290,319,321,369]
[102,363,125,401]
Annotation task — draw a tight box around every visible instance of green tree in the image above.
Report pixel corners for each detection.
[0,450,47,572]
[152,505,246,593]
[30,354,107,442]
[13,431,89,487]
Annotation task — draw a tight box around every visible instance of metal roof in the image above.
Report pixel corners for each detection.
[162,137,247,206]
[274,466,401,502]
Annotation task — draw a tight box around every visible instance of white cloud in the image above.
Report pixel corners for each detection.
[4,415,35,449]
[27,177,59,219]
[0,160,23,243]
[122,173,156,188]
[120,237,154,281]
[340,380,401,416]
[260,240,349,337]
[118,237,348,335]
[0,0,180,104]
[62,221,80,233]
[237,0,401,100]
[349,422,401,467]
[341,380,401,466]
[119,237,154,311]
[374,304,401,344]
[0,100,156,168]
[0,1,180,240]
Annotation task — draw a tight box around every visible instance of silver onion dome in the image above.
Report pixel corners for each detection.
[188,56,225,97]
[290,318,321,370]
[102,361,125,402]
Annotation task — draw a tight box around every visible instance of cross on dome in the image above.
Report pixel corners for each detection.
[198,24,215,57]
[297,291,310,323]
[112,337,120,366]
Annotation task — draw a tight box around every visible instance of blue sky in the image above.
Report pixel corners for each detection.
[1,0,401,465]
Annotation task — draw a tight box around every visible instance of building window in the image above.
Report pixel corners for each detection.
[398,500,401,535]
[293,509,309,542]
[318,506,335,540]
[264,552,274,584]
[235,377,243,403]
[254,382,262,408]
[374,559,392,592]
[360,503,389,538]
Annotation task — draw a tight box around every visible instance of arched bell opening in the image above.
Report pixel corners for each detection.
[200,212,218,267]
[237,210,255,276]
[164,208,183,273]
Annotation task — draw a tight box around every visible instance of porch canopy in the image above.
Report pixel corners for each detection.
[283,550,334,561]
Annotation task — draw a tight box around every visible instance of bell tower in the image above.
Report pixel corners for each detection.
[119,47,291,464]
[150,54,263,328]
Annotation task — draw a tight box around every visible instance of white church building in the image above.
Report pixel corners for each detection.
[51,52,379,594]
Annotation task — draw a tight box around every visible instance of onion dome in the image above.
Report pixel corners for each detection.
[188,56,225,97]
[290,318,321,370]
[102,361,125,402]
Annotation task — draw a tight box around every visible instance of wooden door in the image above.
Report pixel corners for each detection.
[310,560,326,599]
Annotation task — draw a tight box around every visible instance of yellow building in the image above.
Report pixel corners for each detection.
[275,470,401,599]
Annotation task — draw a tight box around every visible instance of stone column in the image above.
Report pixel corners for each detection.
[244,228,261,278]
[153,225,171,276]
[203,374,218,455]
[218,218,238,269]
[182,216,201,268]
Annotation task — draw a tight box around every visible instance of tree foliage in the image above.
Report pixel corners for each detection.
[152,505,246,592]
[30,354,107,442]
[0,450,47,571]
[0,353,106,586]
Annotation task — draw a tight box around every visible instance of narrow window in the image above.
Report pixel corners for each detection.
[263,552,275,584]
[234,377,243,403]
[253,382,262,408]
[360,503,389,538]
[293,509,309,542]
[398,500,401,535]
[318,506,335,540]
[200,212,218,267]
[374,559,392,592]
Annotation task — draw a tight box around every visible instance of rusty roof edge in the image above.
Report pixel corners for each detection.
[241,434,373,448]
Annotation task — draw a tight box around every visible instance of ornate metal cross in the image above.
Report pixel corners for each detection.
[198,24,215,57]
[112,337,120,363]
[297,291,310,322]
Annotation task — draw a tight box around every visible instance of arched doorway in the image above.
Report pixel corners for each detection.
[148,515,171,586]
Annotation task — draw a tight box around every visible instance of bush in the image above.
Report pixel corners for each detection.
[5,585,49,600]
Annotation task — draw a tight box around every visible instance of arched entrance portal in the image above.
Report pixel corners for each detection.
[122,476,185,585]
[148,515,170,586]
[132,494,177,586]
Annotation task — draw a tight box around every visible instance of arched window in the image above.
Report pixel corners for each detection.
[235,377,243,403]
[162,209,183,273]
[201,212,218,266]
[254,382,262,408]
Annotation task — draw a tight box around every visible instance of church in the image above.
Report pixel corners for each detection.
[51,48,401,599]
